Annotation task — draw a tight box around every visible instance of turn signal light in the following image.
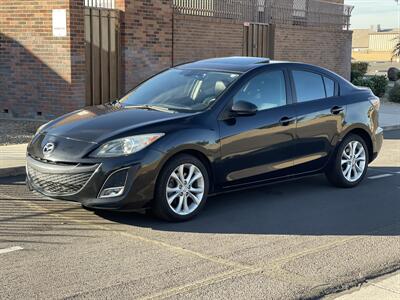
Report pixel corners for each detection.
[99,187,124,198]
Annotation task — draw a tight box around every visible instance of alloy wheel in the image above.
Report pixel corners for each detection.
[341,140,366,182]
[165,163,205,215]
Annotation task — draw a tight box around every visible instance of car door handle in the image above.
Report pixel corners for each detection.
[279,116,296,126]
[331,106,344,115]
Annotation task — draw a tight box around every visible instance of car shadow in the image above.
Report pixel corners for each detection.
[96,166,400,236]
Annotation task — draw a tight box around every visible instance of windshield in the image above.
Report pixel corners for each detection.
[120,68,240,112]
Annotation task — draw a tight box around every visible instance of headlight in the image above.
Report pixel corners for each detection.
[90,133,164,158]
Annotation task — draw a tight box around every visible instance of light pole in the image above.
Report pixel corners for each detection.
[397,0,400,34]
[396,0,400,62]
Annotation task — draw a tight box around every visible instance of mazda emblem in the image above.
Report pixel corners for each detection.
[43,143,55,156]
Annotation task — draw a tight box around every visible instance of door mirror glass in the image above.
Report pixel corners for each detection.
[231,101,257,116]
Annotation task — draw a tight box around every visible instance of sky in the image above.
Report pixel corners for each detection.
[345,0,398,29]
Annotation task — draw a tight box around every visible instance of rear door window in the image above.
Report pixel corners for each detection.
[323,77,335,98]
[292,70,326,102]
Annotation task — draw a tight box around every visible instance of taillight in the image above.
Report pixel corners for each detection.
[369,97,380,111]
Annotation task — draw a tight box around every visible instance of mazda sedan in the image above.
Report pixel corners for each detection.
[27,57,383,221]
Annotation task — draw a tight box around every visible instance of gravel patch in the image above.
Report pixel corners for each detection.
[0,119,46,146]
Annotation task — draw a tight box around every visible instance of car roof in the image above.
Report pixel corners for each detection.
[177,56,273,73]
[176,56,326,73]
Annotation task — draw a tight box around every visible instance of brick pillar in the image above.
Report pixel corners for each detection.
[118,0,173,93]
[0,0,86,119]
[69,0,86,113]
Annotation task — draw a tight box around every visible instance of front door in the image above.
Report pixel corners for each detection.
[216,68,297,188]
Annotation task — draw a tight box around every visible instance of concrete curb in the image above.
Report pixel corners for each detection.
[0,126,399,179]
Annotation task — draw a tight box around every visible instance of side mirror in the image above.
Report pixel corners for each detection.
[231,101,257,116]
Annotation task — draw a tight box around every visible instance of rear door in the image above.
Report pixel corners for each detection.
[289,68,347,173]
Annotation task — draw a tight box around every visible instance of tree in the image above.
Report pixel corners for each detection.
[394,37,400,59]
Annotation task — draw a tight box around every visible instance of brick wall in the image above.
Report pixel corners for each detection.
[172,14,352,79]
[274,25,352,79]
[173,15,244,66]
[69,1,86,107]
[119,0,173,93]
[0,0,352,120]
[0,0,85,119]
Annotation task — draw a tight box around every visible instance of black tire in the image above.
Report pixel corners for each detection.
[152,154,209,221]
[325,134,369,188]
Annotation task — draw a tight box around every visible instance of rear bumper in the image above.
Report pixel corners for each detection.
[26,149,165,211]
[372,126,384,161]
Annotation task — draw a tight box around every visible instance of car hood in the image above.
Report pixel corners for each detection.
[40,104,193,144]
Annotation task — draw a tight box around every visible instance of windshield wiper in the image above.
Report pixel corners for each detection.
[128,105,174,113]
[109,99,122,107]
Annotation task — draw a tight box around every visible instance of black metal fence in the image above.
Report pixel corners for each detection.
[85,0,115,9]
[173,0,353,30]
[85,8,120,106]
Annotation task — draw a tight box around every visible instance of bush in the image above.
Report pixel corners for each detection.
[352,75,388,97]
[370,75,389,97]
[352,77,373,90]
[351,61,369,76]
[388,67,400,81]
[351,69,364,82]
[389,83,400,103]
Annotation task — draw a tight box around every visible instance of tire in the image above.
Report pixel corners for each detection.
[325,134,369,188]
[152,154,209,221]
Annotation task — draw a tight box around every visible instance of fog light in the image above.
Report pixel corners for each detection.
[98,168,129,198]
[99,187,124,198]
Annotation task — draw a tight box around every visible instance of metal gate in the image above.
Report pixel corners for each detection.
[243,23,275,58]
[85,7,120,106]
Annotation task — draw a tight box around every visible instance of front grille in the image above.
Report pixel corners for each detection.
[28,154,95,166]
[27,166,93,195]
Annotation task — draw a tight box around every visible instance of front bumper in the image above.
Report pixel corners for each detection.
[26,149,165,211]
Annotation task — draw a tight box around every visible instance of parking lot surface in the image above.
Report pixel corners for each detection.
[0,130,399,299]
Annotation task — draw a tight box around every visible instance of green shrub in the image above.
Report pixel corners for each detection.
[352,77,373,89]
[389,84,400,103]
[352,75,388,97]
[351,61,369,77]
[351,69,364,82]
[370,75,389,97]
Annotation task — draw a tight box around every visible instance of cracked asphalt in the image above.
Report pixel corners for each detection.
[0,130,399,299]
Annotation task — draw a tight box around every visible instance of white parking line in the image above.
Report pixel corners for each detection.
[0,246,23,255]
[368,174,394,180]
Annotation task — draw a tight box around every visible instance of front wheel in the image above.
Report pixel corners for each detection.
[152,154,209,221]
[325,134,369,188]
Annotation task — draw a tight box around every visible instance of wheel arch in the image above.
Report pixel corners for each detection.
[156,148,216,193]
[341,127,374,163]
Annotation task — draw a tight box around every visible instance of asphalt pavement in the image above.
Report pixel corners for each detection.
[0,130,399,299]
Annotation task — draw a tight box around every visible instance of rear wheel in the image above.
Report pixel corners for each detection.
[325,134,369,188]
[152,154,209,221]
